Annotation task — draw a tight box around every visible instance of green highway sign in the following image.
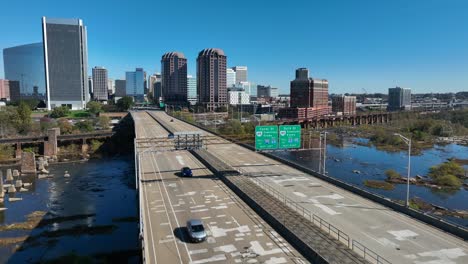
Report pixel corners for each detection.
[255,125,278,150]
[279,125,301,149]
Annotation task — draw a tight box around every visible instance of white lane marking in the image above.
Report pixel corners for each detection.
[313,204,341,215]
[191,209,209,213]
[176,155,185,166]
[293,192,307,198]
[313,193,344,200]
[309,198,341,215]
[411,248,466,264]
[211,205,228,210]
[150,153,186,264]
[189,254,226,264]
[176,191,196,196]
[159,238,175,244]
[189,249,208,255]
[388,230,419,241]
[271,177,310,184]
[265,257,287,264]
[249,241,283,256]
[231,216,241,227]
[209,225,251,237]
[214,244,237,253]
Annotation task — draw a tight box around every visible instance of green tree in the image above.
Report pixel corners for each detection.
[428,161,464,188]
[74,120,94,132]
[50,106,70,118]
[16,101,32,134]
[96,115,110,130]
[116,96,134,111]
[0,106,19,136]
[57,118,74,134]
[86,101,102,116]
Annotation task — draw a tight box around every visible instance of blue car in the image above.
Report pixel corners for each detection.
[181,167,193,177]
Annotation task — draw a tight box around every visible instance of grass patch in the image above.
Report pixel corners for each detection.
[364,180,395,190]
[67,110,91,119]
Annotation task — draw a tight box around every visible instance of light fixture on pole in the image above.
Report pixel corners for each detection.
[394,133,411,207]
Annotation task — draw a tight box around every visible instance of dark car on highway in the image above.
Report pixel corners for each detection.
[181,167,193,177]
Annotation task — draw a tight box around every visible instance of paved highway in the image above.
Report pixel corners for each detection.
[149,110,468,264]
[132,112,307,264]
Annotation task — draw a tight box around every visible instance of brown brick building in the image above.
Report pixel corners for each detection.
[197,48,227,111]
[161,52,188,104]
[279,68,330,119]
[332,95,356,116]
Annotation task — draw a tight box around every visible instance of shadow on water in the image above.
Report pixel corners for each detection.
[1,156,140,263]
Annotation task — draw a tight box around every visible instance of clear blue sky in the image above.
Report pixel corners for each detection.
[1,0,467,94]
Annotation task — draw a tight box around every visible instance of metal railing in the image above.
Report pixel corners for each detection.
[247,176,391,264]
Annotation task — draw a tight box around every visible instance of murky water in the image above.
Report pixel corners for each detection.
[0,156,138,263]
[274,139,468,227]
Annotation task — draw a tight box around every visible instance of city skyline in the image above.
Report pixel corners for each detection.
[0,0,467,94]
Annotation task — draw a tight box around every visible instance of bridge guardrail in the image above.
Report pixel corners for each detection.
[247,175,391,264]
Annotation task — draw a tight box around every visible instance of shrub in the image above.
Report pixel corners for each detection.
[50,106,70,118]
[385,169,402,180]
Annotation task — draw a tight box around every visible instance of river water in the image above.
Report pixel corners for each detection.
[274,138,468,227]
[0,156,138,263]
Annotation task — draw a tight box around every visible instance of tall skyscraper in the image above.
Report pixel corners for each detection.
[42,17,89,110]
[92,66,108,101]
[3,43,46,101]
[125,68,145,102]
[161,52,188,104]
[232,66,247,83]
[0,80,10,101]
[388,87,411,111]
[290,68,328,108]
[115,79,126,98]
[197,48,227,111]
[226,68,236,88]
[187,75,197,105]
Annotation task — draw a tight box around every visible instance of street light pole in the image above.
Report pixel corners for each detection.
[318,134,322,173]
[323,132,327,175]
[395,133,411,207]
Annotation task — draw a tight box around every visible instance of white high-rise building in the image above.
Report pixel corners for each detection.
[226,68,236,88]
[187,75,197,105]
[228,90,250,105]
[108,78,115,95]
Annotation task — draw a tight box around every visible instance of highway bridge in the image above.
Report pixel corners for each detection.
[133,110,468,264]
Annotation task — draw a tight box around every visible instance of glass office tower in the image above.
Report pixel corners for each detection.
[42,17,89,110]
[3,42,46,101]
[125,68,145,102]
